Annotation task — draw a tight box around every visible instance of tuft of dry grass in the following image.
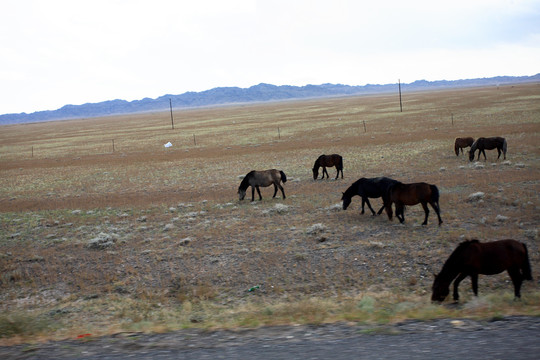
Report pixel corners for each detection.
[0,83,539,343]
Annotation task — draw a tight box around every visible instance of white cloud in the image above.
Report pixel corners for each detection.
[0,0,539,114]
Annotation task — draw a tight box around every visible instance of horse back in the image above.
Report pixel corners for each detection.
[318,154,342,167]
[477,239,529,275]
[356,177,383,197]
[390,182,434,205]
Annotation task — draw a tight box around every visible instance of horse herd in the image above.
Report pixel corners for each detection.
[236,138,532,303]
[454,136,507,161]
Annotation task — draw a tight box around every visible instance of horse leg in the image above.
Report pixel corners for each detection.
[365,198,376,216]
[278,184,286,199]
[323,167,329,179]
[360,198,366,214]
[481,149,487,161]
[334,168,339,180]
[471,273,479,296]
[396,203,405,223]
[256,186,263,200]
[430,201,443,226]
[508,268,523,299]
[384,201,393,220]
[376,203,385,215]
[251,186,256,201]
[453,273,468,301]
[272,183,278,198]
[497,148,502,160]
[421,202,430,226]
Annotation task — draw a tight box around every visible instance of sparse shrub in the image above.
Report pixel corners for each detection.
[306,223,326,235]
[467,192,485,202]
[0,312,51,338]
[87,232,117,249]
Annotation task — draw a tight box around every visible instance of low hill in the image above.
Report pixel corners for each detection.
[1,74,539,124]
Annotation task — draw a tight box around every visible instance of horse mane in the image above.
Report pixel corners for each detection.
[313,155,324,169]
[440,239,480,275]
[344,178,363,197]
[470,139,479,152]
[239,171,255,191]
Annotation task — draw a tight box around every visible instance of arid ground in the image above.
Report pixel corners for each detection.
[1,83,539,344]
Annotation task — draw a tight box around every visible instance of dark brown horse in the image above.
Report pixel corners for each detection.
[341,177,400,215]
[313,154,343,180]
[238,169,287,201]
[432,239,532,302]
[469,137,507,161]
[454,137,474,156]
[385,182,442,226]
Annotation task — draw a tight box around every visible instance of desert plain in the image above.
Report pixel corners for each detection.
[0,83,539,343]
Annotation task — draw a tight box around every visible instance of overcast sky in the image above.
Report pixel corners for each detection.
[1,0,539,115]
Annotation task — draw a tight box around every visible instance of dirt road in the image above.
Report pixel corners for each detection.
[1,316,538,359]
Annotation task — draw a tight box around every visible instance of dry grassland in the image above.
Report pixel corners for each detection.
[0,83,539,343]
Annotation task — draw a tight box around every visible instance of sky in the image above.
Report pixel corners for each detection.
[1,0,539,115]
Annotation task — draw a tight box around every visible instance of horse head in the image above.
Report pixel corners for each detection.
[238,188,246,201]
[468,139,479,161]
[312,167,319,180]
[431,274,450,302]
[468,149,475,162]
[341,192,351,210]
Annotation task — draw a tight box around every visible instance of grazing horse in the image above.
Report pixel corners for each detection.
[238,169,287,201]
[341,177,400,215]
[313,154,343,180]
[431,239,532,302]
[385,182,443,226]
[454,137,474,156]
[469,137,507,161]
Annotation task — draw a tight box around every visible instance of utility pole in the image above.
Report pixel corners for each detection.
[169,99,174,130]
[398,79,403,112]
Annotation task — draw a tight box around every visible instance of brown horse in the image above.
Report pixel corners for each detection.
[385,182,442,226]
[454,137,474,156]
[432,239,532,302]
[313,154,343,180]
[469,137,507,161]
[238,169,287,201]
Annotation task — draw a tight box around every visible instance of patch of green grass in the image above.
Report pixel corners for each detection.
[0,312,54,338]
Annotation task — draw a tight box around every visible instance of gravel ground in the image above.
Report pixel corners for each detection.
[1,316,538,360]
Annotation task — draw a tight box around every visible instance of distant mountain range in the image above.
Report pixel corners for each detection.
[2,74,539,125]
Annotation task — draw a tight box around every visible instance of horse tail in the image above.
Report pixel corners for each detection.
[430,184,440,204]
[280,170,287,183]
[503,138,508,157]
[522,243,533,280]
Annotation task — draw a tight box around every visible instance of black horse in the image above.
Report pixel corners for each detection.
[313,154,343,180]
[238,169,287,201]
[432,239,532,302]
[341,177,400,215]
[385,182,443,226]
[469,137,507,161]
